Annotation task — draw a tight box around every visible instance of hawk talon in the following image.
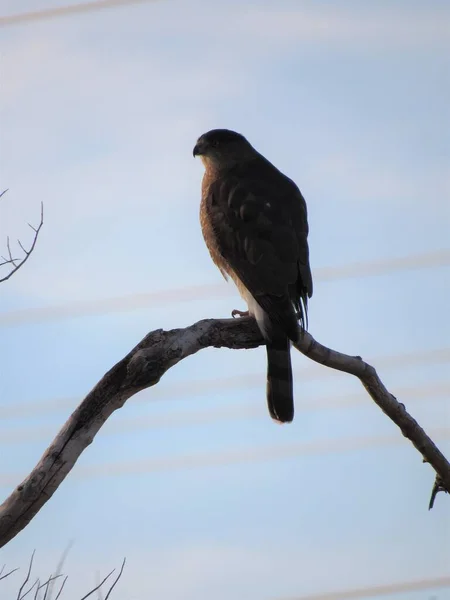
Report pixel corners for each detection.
[231,309,250,318]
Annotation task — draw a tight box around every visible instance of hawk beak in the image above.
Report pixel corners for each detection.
[193,142,204,157]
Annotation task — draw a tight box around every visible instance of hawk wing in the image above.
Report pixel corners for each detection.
[206,159,312,340]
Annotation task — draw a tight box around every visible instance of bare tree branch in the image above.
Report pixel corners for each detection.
[103,558,125,600]
[16,551,35,600]
[0,317,448,549]
[38,575,63,600]
[0,200,44,284]
[79,570,114,600]
[32,579,40,600]
[20,577,39,600]
[46,540,74,600]
[429,476,448,510]
[0,566,19,581]
[0,552,122,599]
[0,235,21,268]
[53,576,68,600]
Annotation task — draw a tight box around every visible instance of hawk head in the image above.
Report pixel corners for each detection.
[193,129,256,168]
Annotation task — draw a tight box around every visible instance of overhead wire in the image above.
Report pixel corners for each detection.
[274,574,450,600]
[1,428,448,486]
[1,346,448,420]
[0,381,449,444]
[1,249,449,327]
[0,0,162,27]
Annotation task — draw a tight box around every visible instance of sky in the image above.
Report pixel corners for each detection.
[0,0,449,598]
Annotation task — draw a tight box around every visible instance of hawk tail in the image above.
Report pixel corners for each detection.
[266,335,294,423]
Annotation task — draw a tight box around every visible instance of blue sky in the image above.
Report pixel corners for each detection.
[0,1,449,599]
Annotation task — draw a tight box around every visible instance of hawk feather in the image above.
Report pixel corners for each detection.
[196,131,313,423]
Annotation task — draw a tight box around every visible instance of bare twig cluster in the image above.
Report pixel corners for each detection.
[0,552,125,599]
[0,190,44,283]
[0,316,448,550]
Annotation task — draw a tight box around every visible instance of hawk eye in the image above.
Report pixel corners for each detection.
[212,140,220,147]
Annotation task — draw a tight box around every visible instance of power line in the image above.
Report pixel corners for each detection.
[0,0,161,27]
[0,381,448,444]
[1,346,448,420]
[1,250,448,327]
[310,249,450,280]
[275,574,450,600]
[1,427,446,485]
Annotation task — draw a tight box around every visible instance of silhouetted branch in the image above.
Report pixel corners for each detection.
[19,577,39,600]
[0,193,44,284]
[80,560,125,600]
[53,576,68,600]
[0,317,448,549]
[0,565,19,581]
[0,552,123,599]
[16,550,35,600]
[46,540,73,600]
[103,558,125,600]
[429,476,448,510]
[79,571,114,600]
[290,333,450,510]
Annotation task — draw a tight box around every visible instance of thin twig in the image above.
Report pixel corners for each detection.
[0,202,44,284]
[40,575,63,600]
[6,237,19,267]
[53,576,68,600]
[429,476,449,509]
[79,570,115,600]
[20,577,39,600]
[16,550,35,600]
[32,579,40,600]
[104,559,125,600]
[0,566,19,581]
[46,540,74,600]
[0,255,21,267]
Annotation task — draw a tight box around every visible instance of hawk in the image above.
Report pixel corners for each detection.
[193,129,313,423]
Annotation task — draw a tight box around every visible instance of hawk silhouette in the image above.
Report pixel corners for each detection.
[193,129,313,423]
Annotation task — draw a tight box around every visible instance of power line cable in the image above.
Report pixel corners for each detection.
[0,381,448,444]
[1,250,448,327]
[1,347,448,420]
[1,428,448,485]
[274,574,450,600]
[0,0,161,27]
